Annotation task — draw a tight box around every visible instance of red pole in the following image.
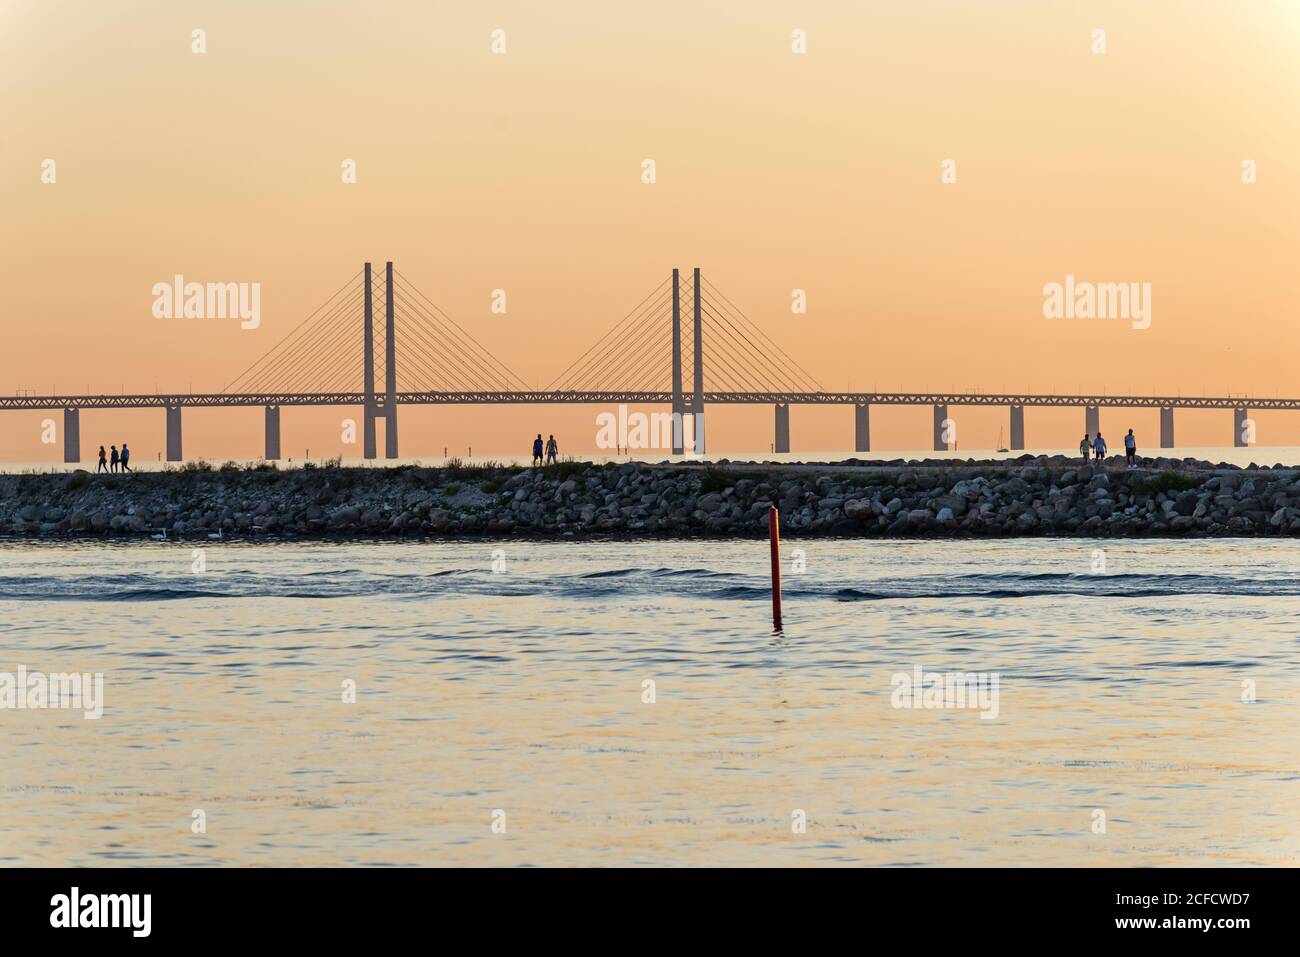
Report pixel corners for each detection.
[768,505,783,630]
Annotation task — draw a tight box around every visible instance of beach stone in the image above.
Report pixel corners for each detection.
[843,498,872,520]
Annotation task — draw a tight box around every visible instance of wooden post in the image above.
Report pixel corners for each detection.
[769,506,783,630]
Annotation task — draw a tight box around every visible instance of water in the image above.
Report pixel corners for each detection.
[1,538,1297,866]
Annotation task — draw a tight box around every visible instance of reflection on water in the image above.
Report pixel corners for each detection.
[0,538,1297,866]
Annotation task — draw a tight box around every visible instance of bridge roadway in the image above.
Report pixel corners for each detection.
[2,390,1280,461]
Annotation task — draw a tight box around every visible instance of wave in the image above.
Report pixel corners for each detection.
[1,565,1294,605]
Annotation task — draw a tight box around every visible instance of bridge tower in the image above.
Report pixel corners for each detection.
[385,261,398,459]
[669,267,706,455]
[363,263,377,459]
[692,267,704,453]
[671,269,684,454]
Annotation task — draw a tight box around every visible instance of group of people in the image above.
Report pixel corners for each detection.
[531,434,559,466]
[96,443,132,473]
[1079,429,1139,468]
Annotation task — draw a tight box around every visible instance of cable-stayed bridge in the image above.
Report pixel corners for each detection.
[1,262,1288,462]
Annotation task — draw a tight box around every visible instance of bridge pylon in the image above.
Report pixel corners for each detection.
[363,263,378,459]
[384,261,398,459]
[671,269,685,454]
[670,267,706,455]
[692,267,704,454]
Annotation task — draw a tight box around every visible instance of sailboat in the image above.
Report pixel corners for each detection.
[996,427,1009,454]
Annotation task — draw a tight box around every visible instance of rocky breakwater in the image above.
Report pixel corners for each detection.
[3,458,1300,540]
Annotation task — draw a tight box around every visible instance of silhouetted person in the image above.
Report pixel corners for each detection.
[110,445,119,473]
[120,443,131,472]
[545,434,558,465]
[1093,432,1107,462]
[97,446,108,473]
[1124,429,1137,468]
[532,434,544,467]
[1079,435,1090,462]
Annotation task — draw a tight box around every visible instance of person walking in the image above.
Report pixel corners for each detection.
[1079,434,1090,462]
[120,442,132,472]
[545,434,558,465]
[109,445,119,473]
[97,445,108,473]
[532,434,544,467]
[1093,432,1107,462]
[1123,429,1137,469]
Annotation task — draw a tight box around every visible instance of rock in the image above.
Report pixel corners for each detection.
[933,494,967,516]
[950,477,989,497]
[0,460,1280,541]
[330,506,360,526]
[843,498,873,520]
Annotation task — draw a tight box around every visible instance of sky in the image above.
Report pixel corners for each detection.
[3,0,1300,463]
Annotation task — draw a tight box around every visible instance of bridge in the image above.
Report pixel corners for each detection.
[2,262,1282,462]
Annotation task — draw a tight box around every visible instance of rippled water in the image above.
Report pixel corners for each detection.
[1,538,1297,866]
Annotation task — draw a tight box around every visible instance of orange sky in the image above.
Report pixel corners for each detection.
[3,0,1299,462]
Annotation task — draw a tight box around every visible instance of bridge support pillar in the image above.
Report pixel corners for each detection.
[774,403,790,454]
[1009,404,1025,451]
[932,404,948,451]
[1160,406,1174,449]
[690,409,705,455]
[166,405,182,462]
[62,408,80,463]
[854,403,870,453]
[61,405,79,462]
[1085,404,1099,439]
[264,405,281,460]
[1234,408,1250,447]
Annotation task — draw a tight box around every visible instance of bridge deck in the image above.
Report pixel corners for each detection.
[0,391,1284,410]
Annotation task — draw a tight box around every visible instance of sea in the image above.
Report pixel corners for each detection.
[1,535,1296,866]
